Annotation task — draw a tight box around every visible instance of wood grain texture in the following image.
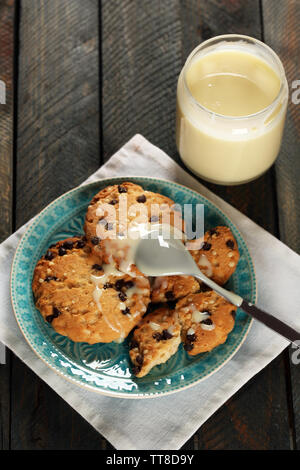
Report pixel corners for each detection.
[0,0,15,451]
[262,0,300,449]
[16,0,100,224]
[0,0,14,242]
[11,0,106,450]
[180,0,261,60]
[263,0,300,253]
[102,0,182,160]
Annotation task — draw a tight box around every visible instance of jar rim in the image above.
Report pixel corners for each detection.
[182,34,288,121]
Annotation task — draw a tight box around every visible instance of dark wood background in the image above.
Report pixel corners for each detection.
[0,0,299,450]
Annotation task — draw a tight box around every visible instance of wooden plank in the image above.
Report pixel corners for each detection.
[15,0,100,224]
[102,0,182,161]
[0,0,14,241]
[0,0,16,450]
[11,0,107,449]
[262,0,300,449]
[103,0,291,449]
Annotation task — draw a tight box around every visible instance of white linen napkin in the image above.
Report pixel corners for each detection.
[0,134,299,450]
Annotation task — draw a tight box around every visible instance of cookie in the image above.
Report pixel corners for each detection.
[83,182,182,265]
[32,237,151,344]
[151,275,200,303]
[129,307,181,377]
[188,226,239,285]
[176,291,236,355]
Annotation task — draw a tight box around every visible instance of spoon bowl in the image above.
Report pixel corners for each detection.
[135,227,300,348]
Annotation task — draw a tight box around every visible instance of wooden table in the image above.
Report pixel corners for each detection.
[0,0,299,450]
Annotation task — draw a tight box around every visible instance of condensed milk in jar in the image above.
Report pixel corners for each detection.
[176,35,288,185]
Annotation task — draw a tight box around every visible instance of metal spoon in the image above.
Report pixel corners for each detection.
[135,229,300,348]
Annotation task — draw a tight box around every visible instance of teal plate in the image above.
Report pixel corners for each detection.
[11,177,256,398]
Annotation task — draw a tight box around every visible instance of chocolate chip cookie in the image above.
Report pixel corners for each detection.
[188,226,239,285]
[32,237,151,344]
[176,291,236,355]
[83,181,182,263]
[151,275,200,303]
[129,307,181,377]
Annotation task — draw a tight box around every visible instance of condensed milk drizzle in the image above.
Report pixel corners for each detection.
[91,222,185,338]
[91,270,125,337]
[197,254,213,278]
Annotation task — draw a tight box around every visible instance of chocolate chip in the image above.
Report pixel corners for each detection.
[99,218,107,225]
[165,291,175,300]
[109,199,118,205]
[201,284,212,292]
[202,242,212,251]
[167,300,177,310]
[231,309,236,319]
[153,332,162,341]
[184,342,194,351]
[147,302,158,314]
[115,279,125,291]
[122,307,130,315]
[92,264,103,271]
[136,354,143,365]
[62,240,74,250]
[162,329,173,340]
[53,307,61,316]
[129,339,138,349]
[106,223,114,231]
[103,282,113,289]
[201,318,213,325]
[119,291,127,302]
[45,250,54,261]
[44,276,58,283]
[49,243,57,249]
[46,307,61,323]
[91,236,100,245]
[209,229,219,236]
[132,365,141,375]
[58,247,67,256]
[125,280,134,289]
[226,239,235,249]
[76,240,86,249]
[150,215,159,222]
[186,333,197,343]
[136,194,146,203]
[118,185,127,193]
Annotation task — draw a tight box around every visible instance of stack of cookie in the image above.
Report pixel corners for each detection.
[32,182,239,377]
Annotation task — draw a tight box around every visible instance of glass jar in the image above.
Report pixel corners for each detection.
[176,34,288,185]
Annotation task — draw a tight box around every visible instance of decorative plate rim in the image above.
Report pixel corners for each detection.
[10,176,257,399]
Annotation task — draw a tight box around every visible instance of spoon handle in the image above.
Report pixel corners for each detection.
[194,271,243,307]
[240,300,300,347]
[194,271,300,347]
